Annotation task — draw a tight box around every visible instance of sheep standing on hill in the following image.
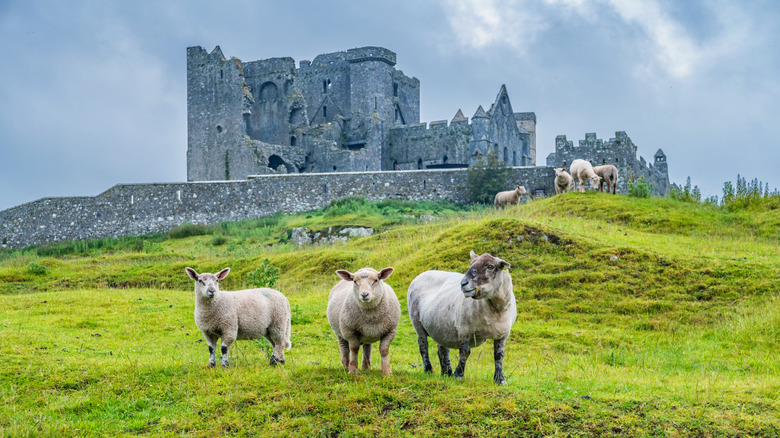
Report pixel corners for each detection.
[185,267,291,367]
[569,159,602,192]
[494,186,527,209]
[593,165,619,194]
[407,251,517,385]
[327,267,400,375]
[554,168,572,194]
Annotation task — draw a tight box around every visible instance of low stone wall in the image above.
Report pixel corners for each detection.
[0,167,555,249]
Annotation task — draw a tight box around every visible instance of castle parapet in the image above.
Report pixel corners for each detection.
[346,47,396,66]
[244,57,296,76]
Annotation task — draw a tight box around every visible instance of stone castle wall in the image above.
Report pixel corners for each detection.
[0,167,555,249]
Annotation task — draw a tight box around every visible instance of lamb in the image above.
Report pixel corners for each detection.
[327,267,400,375]
[554,168,572,194]
[407,251,517,385]
[185,267,291,367]
[593,165,619,194]
[569,159,602,192]
[494,185,527,209]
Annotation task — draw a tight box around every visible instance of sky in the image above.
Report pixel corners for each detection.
[1,0,779,211]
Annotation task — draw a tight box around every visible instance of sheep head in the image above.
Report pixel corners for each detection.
[590,174,602,187]
[186,267,230,299]
[460,251,510,299]
[336,267,393,306]
[515,186,527,196]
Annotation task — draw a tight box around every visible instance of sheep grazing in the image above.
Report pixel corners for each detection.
[494,185,527,209]
[185,267,291,368]
[407,251,517,385]
[327,267,400,375]
[569,159,602,192]
[593,165,619,194]
[554,168,573,194]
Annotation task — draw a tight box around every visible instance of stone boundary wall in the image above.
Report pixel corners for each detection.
[0,167,555,249]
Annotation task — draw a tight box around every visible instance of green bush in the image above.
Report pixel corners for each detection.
[247,259,281,289]
[466,151,511,204]
[628,176,653,198]
[27,262,49,275]
[722,174,779,210]
[168,223,213,239]
[210,235,228,246]
[667,176,701,203]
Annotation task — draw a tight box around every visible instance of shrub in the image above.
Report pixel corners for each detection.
[247,259,281,289]
[27,262,49,275]
[667,176,701,203]
[722,174,779,210]
[210,235,228,246]
[628,176,653,198]
[466,151,511,204]
[168,223,213,239]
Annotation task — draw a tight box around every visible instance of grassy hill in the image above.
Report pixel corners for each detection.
[1,193,778,436]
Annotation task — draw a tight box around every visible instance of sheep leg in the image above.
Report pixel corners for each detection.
[453,340,471,379]
[493,337,508,385]
[362,343,372,370]
[379,337,393,376]
[203,332,218,368]
[416,333,433,373]
[437,344,452,376]
[220,339,234,368]
[270,340,285,366]
[348,341,361,374]
[337,337,350,370]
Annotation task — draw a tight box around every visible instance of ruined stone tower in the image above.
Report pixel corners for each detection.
[187,45,535,181]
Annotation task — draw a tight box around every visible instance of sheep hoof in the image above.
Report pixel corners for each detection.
[207,363,215,368]
[495,379,508,385]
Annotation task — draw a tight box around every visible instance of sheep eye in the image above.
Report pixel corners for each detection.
[487,265,495,270]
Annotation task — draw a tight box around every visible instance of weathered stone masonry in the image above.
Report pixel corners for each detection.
[0,167,554,249]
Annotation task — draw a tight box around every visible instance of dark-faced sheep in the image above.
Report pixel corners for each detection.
[593,165,619,194]
[494,186,527,209]
[327,267,400,375]
[407,251,517,384]
[569,159,602,192]
[185,267,291,367]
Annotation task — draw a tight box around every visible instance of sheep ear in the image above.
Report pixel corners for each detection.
[216,268,230,280]
[469,251,478,261]
[497,258,510,271]
[378,267,394,281]
[336,270,354,282]
[185,267,199,281]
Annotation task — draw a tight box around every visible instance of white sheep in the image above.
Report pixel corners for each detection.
[185,267,291,367]
[569,159,602,192]
[593,164,619,194]
[407,251,517,385]
[554,168,573,194]
[327,267,400,375]
[494,185,527,209]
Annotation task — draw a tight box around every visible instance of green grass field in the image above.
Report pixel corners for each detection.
[1,194,778,436]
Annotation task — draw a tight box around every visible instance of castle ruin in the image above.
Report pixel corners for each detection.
[0,45,671,249]
[186,46,536,180]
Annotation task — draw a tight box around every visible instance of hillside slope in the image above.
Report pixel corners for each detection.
[1,194,778,436]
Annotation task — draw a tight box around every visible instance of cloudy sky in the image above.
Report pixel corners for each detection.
[1,0,778,211]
